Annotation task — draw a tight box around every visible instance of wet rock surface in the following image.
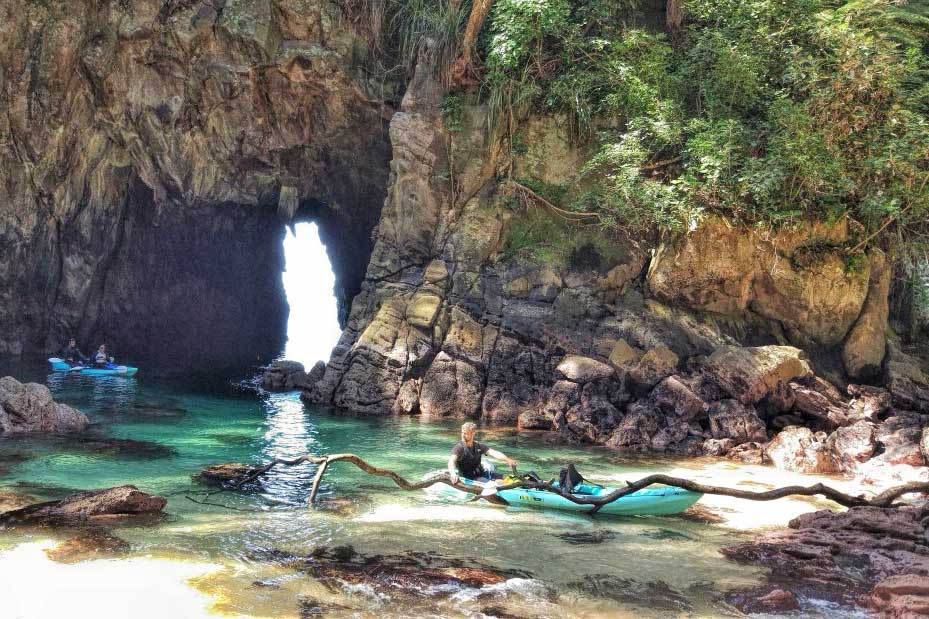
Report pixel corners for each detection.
[194,463,264,488]
[0,377,89,435]
[0,485,166,527]
[723,505,929,614]
[279,545,530,594]
[262,360,326,392]
[568,574,693,612]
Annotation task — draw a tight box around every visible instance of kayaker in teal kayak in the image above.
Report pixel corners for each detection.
[60,338,88,366]
[94,344,115,368]
[448,422,517,484]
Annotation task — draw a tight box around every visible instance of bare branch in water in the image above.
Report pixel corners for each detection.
[200,453,929,513]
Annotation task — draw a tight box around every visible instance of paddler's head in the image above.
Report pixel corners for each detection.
[461,422,477,446]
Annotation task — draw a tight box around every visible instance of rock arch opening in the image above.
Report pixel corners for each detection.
[281,222,342,367]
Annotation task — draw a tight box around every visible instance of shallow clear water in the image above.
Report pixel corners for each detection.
[0,357,861,619]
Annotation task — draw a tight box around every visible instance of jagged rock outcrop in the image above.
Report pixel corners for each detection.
[261,359,325,392]
[724,506,929,615]
[647,216,871,347]
[0,376,89,435]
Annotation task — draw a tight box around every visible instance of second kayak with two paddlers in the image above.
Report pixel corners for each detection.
[48,358,139,377]
[449,477,703,516]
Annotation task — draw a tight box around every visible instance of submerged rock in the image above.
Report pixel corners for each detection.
[194,463,264,487]
[569,574,693,611]
[44,530,130,563]
[286,545,528,594]
[0,377,88,435]
[66,436,177,459]
[0,485,166,527]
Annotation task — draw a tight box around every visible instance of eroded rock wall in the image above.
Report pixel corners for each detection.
[1,0,397,364]
[304,52,929,477]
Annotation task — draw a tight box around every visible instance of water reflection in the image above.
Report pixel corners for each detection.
[46,372,138,415]
[259,392,319,505]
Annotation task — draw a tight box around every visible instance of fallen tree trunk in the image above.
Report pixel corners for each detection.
[198,453,929,513]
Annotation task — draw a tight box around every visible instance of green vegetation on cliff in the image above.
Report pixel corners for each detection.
[481,0,929,239]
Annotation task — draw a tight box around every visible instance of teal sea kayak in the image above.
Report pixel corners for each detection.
[454,478,702,516]
[48,358,139,377]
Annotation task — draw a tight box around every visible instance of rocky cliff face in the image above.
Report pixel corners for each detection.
[1,0,396,366]
[303,48,929,474]
[3,1,928,469]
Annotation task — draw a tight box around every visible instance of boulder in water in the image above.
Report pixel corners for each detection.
[0,376,88,435]
[194,462,263,487]
[0,485,166,527]
[261,360,325,392]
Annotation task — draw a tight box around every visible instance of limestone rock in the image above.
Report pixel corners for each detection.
[556,355,615,383]
[702,438,735,456]
[847,384,892,423]
[649,376,707,421]
[629,347,679,390]
[702,345,811,405]
[261,360,325,392]
[826,421,876,472]
[870,575,929,619]
[605,405,660,449]
[874,413,927,467]
[727,441,766,464]
[557,396,621,444]
[842,250,890,379]
[0,485,166,526]
[707,399,767,444]
[790,376,850,429]
[419,353,483,418]
[608,339,639,368]
[725,506,929,613]
[0,377,89,435]
[886,345,929,414]
[765,426,837,474]
[647,216,868,346]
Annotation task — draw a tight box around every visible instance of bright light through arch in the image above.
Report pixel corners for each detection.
[281,222,342,367]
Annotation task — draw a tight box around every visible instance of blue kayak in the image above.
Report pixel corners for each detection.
[48,358,139,377]
[450,478,702,516]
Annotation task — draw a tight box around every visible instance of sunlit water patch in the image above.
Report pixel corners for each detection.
[0,357,865,618]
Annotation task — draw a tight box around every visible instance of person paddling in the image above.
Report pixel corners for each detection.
[448,422,517,484]
[60,337,88,366]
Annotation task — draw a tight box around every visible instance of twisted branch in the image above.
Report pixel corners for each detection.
[208,453,929,513]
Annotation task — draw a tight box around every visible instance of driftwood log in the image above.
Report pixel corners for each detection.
[203,453,929,514]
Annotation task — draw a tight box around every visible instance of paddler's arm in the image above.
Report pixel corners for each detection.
[486,448,517,469]
[447,453,459,484]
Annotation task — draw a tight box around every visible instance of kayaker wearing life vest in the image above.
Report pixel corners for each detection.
[448,422,517,484]
[94,344,114,368]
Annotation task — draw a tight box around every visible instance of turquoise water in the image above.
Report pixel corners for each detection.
[0,358,854,618]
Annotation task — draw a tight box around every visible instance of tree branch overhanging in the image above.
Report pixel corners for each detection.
[205,453,929,513]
